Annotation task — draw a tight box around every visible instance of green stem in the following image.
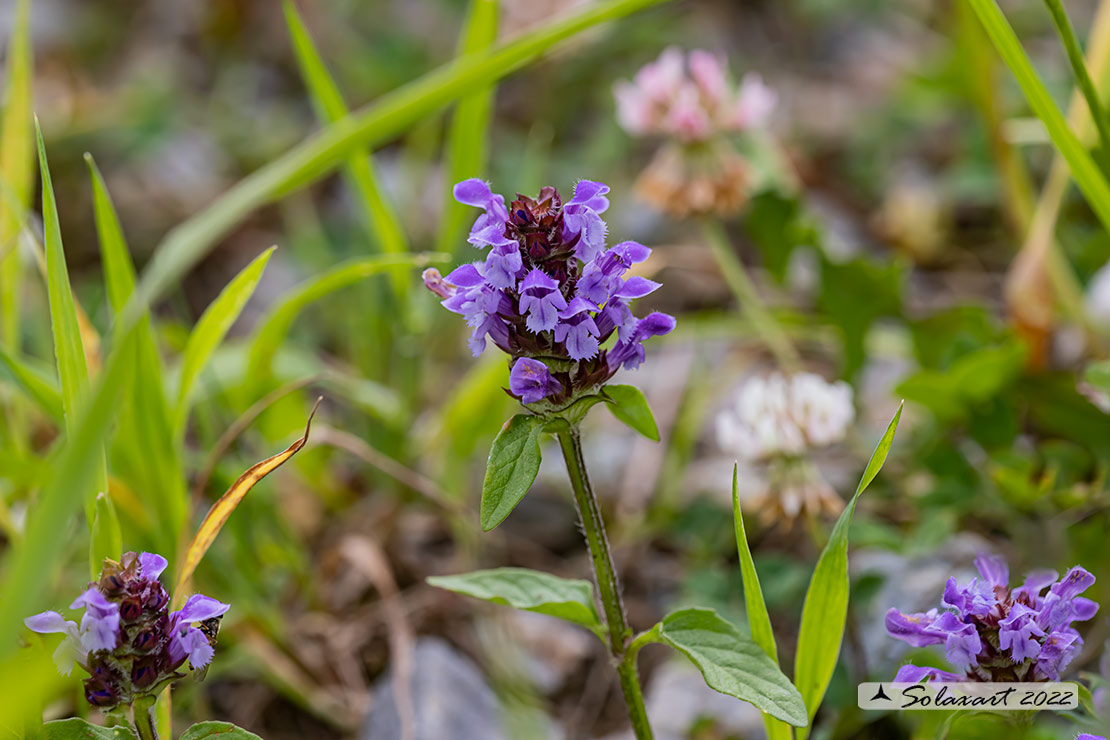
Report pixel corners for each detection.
[700,219,801,371]
[1044,0,1110,156]
[556,426,653,740]
[132,696,160,740]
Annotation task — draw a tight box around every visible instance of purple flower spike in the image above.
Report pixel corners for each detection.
[509,358,563,404]
[894,664,965,683]
[24,551,230,709]
[430,180,674,400]
[885,554,1099,683]
[1077,735,1107,740]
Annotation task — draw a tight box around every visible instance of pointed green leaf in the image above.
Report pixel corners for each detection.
[657,607,808,727]
[481,414,545,531]
[284,0,410,299]
[428,567,604,638]
[37,124,108,524]
[733,465,794,740]
[604,384,660,441]
[43,718,137,740]
[179,723,262,740]
[793,403,902,736]
[175,246,275,436]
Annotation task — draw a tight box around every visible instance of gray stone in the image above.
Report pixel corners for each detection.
[363,637,505,740]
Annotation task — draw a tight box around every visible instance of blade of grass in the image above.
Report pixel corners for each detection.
[174,246,275,438]
[174,399,319,597]
[0,0,32,353]
[244,252,447,393]
[37,123,109,526]
[130,0,668,327]
[438,0,500,256]
[0,0,34,451]
[967,0,1110,234]
[88,155,189,549]
[1043,0,1110,156]
[793,403,902,739]
[733,465,794,740]
[284,0,411,301]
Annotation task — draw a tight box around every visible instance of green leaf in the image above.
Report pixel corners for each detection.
[438,0,500,255]
[245,253,445,395]
[42,719,137,740]
[481,414,545,531]
[793,403,903,737]
[88,154,188,546]
[604,384,660,441]
[175,246,274,436]
[732,465,793,740]
[89,492,121,578]
[0,345,63,420]
[37,123,108,526]
[427,567,604,637]
[967,0,1110,235]
[657,607,808,727]
[178,723,263,740]
[1084,359,1110,396]
[284,0,410,300]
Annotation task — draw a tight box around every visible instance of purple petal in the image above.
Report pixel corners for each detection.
[894,664,964,683]
[508,358,562,404]
[445,263,485,288]
[520,268,558,293]
[884,608,944,648]
[138,553,168,580]
[614,276,661,300]
[613,241,651,265]
[170,625,216,670]
[174,594,230,624]
[25,611,75,635]
[1072,597,1099,622]
[453,178,494,207]
[1051,566,1096,601]
[973,554,1009,589]
[568,180,610,213]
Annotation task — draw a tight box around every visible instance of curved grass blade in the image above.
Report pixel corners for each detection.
[438,0,499,256]
[733,464,793,740]
[244,253,446,390]
[130,0,668,324]
[37,123,109,525]
[793,402,903,738]
[967,0,1110,234]
[88,155,188,545]
[174,246,275,437]
[284,0,410,300]
[174,398,320,595]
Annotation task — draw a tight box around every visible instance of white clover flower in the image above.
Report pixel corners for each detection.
[716,372,855,461]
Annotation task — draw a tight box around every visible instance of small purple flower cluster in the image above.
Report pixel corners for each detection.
[25,552,228,709]
[424,179,675,406]
[887,554,1098,683]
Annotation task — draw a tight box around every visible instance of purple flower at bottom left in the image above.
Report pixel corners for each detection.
[25,551,228,709]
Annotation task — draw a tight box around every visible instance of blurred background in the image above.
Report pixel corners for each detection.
[3,0,1110,738]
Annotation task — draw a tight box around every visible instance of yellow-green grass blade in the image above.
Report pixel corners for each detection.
[0,0,32,352]
[438,0,500,256]
[37,124,109,525]
[284,0,411,301]
[88,155,189,547]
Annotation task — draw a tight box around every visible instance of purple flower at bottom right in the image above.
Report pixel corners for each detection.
[886,553,1098,682]
[1077,735,1107,740]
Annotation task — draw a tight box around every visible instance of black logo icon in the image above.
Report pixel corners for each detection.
[870,685,892,702]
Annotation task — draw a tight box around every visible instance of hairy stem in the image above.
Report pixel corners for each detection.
[700,218,801,370]
[132,696,160,740]
[556,426,652,740]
